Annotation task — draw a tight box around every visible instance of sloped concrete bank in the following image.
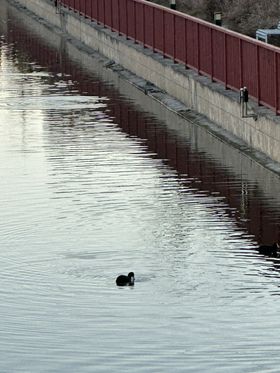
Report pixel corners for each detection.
[8,0,280,175]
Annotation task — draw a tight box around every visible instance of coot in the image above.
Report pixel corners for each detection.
[116,272,135,286]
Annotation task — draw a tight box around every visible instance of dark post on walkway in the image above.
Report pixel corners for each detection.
[214,12,222,26]
[170,0,176,10]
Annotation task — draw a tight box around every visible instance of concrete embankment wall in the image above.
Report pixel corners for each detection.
[11,0,280,172]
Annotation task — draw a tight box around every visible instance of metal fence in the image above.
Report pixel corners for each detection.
[56,0,280,115]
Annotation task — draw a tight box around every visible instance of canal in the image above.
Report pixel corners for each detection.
[1,1,280,372]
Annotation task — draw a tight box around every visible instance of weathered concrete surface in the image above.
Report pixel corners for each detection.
[5,0,280,176]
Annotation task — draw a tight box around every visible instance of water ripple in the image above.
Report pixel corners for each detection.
[1,9,280,373]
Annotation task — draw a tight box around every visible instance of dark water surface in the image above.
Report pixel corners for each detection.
[1,1,280,372]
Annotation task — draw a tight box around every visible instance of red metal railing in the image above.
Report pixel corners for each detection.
[56,0,280,115]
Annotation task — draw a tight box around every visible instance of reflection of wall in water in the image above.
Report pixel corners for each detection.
[5,2,280,246]
[0,1,8,36]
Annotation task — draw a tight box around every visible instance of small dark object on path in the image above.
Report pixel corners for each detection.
[116,272,135,286]
[258,243,280,257]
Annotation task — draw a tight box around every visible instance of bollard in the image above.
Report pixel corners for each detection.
[170,0,176,10]
[214,12,222,26]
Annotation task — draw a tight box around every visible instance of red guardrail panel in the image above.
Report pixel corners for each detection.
[127,0,136,39]
[154,8,164,53]
[242,40,258,99]
[135,2,144,44]
[119,0,127,35]
[80,0,85,16]
[199,24,212,76]
[67,0,72,10]
[99,0,105,25]
[164,12,174,59]
[91,0,98,21]
[226,34,241,90]
[84,0,92,19]
[276,53,280,114]
[75,0,80,12]
[174,15,185,64]
[60,0,68,8]
[104,0,113,29]
[186,19,198,70]
[111,0,119,31]
[212,29,225,83]
[144,5,153,48]
[259,47,275,109]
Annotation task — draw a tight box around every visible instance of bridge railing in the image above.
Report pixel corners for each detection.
[56,0,280,115]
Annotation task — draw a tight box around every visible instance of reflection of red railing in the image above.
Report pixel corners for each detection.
[9,14,280,244]
[55,0,280,115]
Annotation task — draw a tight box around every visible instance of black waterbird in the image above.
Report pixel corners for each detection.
[116,272,135,286]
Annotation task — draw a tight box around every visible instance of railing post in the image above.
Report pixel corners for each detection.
[143,3,146,48]
[197,22,200,74]
[118,0,121,35]
[210,27,213,81]
[103,0,106,27]
[111,0,113,31]
[256,44,260,105]
[163,10,165,58]
[134,1,137,42]
[126,0,128,39]
[275,51,279,115]
[173,14,176,62]
[185,18,188,69]
[239,38,243,88]
[224,32,227,88]
[153,6,155,52]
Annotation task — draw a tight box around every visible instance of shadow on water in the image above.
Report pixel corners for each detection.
[2,2,280,257]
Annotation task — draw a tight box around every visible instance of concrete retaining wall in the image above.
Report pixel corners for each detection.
[11,0,280,170]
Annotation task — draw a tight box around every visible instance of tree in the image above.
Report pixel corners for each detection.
[151,0,280,36]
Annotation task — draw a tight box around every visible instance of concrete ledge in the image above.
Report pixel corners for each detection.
[7,0,280,173]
